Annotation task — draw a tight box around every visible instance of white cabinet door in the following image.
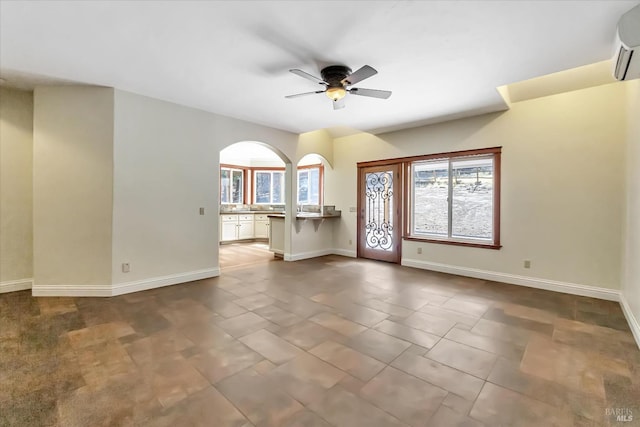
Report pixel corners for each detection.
[238,220,254,239]
[254,221,269,238]
[221,221,238,241]
[254,214,269,238]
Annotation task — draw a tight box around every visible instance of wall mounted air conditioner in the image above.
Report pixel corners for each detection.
[613,4,640,81]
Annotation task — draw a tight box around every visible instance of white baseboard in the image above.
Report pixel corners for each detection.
[619,293,640,350]
[32,268,220,297]
[331,249,357,258]
[32,283,112,297]
[111,268,220,296]
[283,249,356,261]
[0,278,33,293]
[285,249,334,261]
[401,258,620,301]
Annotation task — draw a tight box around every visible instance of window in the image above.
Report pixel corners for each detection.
[297,165,322,205]
[407,147,501,248]
[254,170,285,204]
[221,167,244,204]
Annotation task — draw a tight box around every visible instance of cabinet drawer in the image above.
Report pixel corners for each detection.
[221,214,238,222]
[254,214,268,221]
[238,214,253,221]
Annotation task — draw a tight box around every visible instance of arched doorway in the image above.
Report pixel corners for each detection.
[218,141,292,270]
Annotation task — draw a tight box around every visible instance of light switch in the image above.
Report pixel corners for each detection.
[199,207,205,215]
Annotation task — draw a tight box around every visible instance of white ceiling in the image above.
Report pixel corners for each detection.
[221,141,284,164]
[221,142,324,165]
[1,1,637,135]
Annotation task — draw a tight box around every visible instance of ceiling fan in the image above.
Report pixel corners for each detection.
[285,65,392,110]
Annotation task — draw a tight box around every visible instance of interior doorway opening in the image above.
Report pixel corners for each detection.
[218,141,291,270]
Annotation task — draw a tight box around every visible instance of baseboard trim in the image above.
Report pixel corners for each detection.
[0,278,33,293]
[285,249,334,261]
[401,258,620,301]
[111,268,220,296]
[284,249,357,261]
[619,293,640,350]
[331,249,357,258]
[32,284,112,297]
[32,268,220,297]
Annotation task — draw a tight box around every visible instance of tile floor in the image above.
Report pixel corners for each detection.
[1,255,639,426]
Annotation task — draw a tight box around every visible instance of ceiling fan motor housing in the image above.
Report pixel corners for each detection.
[321,65,352,86]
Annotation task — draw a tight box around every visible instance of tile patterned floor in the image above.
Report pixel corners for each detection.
[1,255,639,426]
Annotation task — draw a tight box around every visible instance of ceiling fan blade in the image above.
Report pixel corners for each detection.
[289,69,327,85]
[333,98,346,110]
[349,88,392,99]
[341,65,378,86]
[285,90,325,99]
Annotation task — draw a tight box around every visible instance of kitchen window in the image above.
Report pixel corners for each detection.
[220,166,245,204]
[254,170,285,204]
[297,165,323,205]
[406,147,501,249]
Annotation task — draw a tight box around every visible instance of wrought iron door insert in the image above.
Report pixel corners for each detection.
[358,164,401,263]
[365,171,394,251]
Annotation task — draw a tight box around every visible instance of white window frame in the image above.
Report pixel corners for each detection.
[297,165,322,205]
[253,170,285,204]
[220,166,244,205]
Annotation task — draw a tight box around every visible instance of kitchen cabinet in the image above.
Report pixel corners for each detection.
[221,220,238,241]
[238,215,254,239]
[253,214,270,239]
[220,214,255,242]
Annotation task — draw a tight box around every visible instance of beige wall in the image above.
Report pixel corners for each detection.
[289,130,338,257]
[25,87,303,294]
[112,90,220,284]
[33,87,114,290]
[297,129,334,168]
[0,88,33,289]
[5,78,633,302]
[622,79,640,334]
[289,218,335,260]
[331,82,627,290]
[112,90,301,286]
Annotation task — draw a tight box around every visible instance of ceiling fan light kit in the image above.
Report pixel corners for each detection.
[326,87,346,101]
[286,64,391,109]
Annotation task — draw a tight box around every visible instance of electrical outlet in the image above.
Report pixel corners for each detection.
[348,239,353,245]
[122,263,130,273]
[417,247,422,254]
[199,207,205,215]
[524,260,531,269]
[349,207,357,213]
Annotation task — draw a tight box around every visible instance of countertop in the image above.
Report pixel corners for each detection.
[220,210,285,215]
[267,212,342,219]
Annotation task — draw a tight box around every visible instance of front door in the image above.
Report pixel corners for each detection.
[357,164,401,263]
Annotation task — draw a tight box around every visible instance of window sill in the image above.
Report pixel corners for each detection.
[403,235,502,250]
